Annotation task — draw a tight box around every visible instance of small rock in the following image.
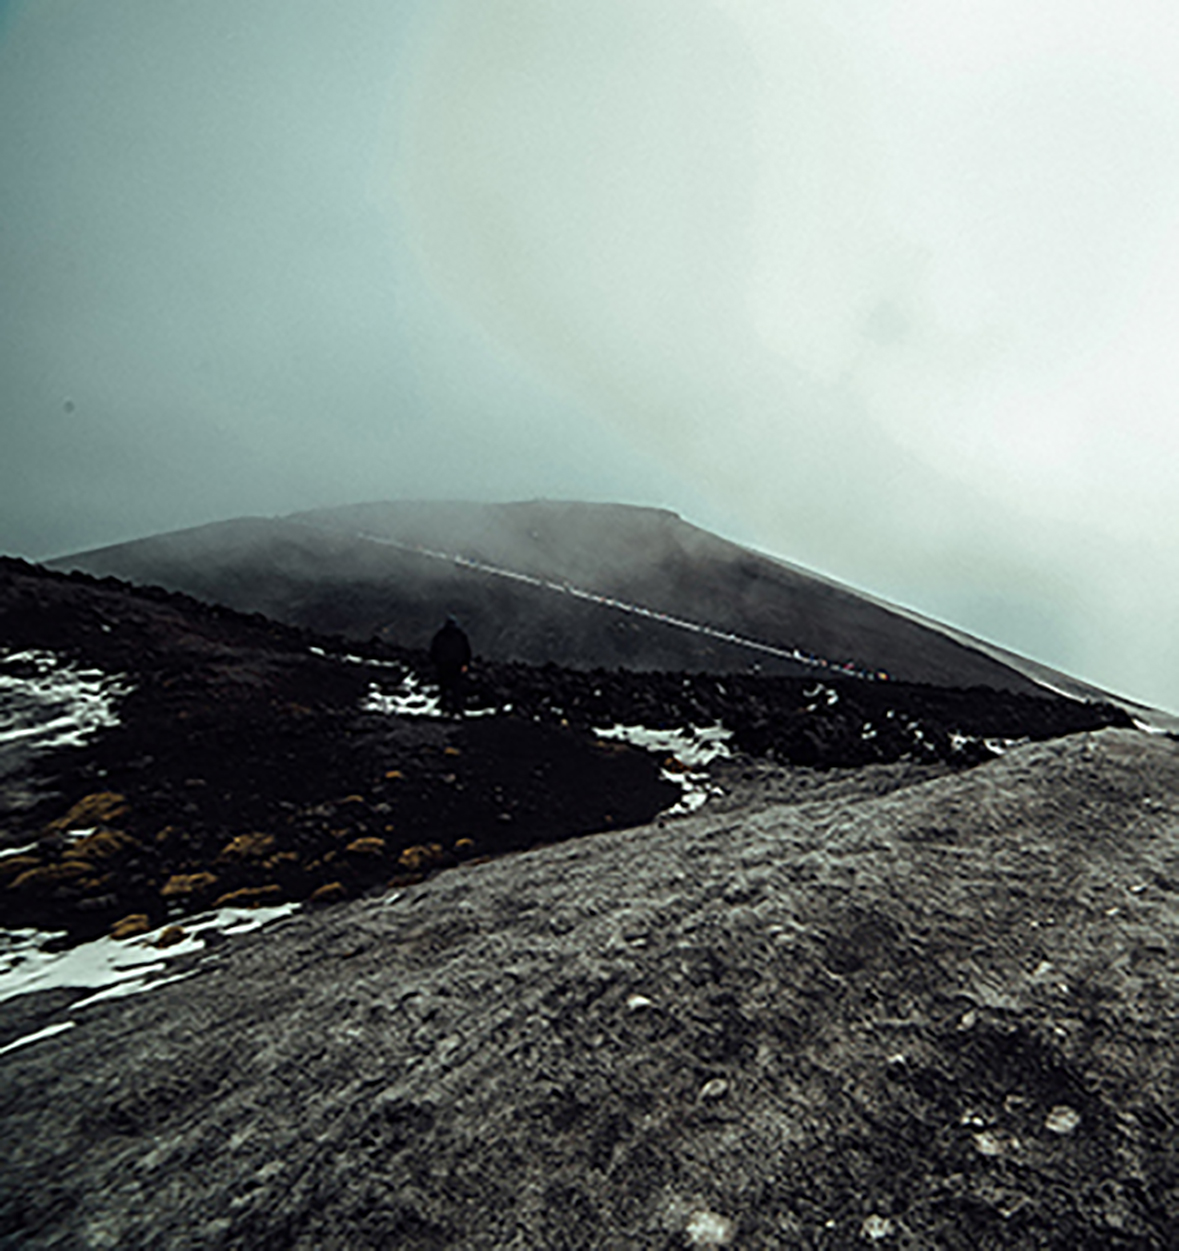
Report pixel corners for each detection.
[686,1209,735,1247]
[625,994,653,1011]
[861,1214,894,1240]
[972,1131,1005,1156]
[699,1078,729,1101]
[1045,1105,1081,1135]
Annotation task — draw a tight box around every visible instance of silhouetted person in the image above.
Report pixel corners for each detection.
[430,615,471,714]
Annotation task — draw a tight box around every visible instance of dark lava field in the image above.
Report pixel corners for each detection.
[0,556,1132,944]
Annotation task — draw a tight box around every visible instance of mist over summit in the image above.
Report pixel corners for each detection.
[50,499,1175,735]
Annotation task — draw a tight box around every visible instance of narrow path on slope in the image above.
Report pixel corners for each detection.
[292,521,885,681]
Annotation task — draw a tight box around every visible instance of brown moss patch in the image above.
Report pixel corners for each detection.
[218,832,276,861]
[10,862,93,892]
[155,926,188,948]
[386,872,427,888]
[213,884,283,908]
[111,914,151,940]
[46,792,129,832]
[398,843,447,871]
[160,872,218,898]
[0,855,41,882]
[63,830,139,861]
[345,837,386,856]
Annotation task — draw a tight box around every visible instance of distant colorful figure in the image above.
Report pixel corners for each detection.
[430,616,472,714]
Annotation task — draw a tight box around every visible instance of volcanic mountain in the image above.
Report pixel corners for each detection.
[3,508,1177,1246]
[40,500,1094,693]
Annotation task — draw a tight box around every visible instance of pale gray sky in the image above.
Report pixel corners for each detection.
[2,1,1177,713]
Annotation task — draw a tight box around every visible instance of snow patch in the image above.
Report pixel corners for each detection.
[364,675,443,718]
[0,905,299,1053]
[593,723,732,815]
[0,649,131,751]
[0,1020,76,1057]
[362,677,501,719]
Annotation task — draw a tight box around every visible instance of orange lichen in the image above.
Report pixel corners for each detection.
[384,770,403,780]
[10,862,92,890]
[345,837,386,856]
[45,792,128,832]
[213,885,282,908]
[0,855,41,882]
[160,872,218,897]
[111,914,151,940]
[386,872,426,889]
[63,830,139,861]
[397,843,447,871]
[309,881,347,904]
[217,832,276,861]
[155,926,188,948]
[454,838,476,853]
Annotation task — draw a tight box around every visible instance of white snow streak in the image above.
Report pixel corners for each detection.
[0,905,299,1054]
[0,649,131,751]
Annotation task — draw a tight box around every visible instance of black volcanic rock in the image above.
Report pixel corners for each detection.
[0,557,1131,944]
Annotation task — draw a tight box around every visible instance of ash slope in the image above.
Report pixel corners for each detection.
[51,499,1056,693]
[0,557,1128,944]
[4,730,1179,1248]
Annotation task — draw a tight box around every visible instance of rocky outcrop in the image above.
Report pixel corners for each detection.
[3,729,1178,1247]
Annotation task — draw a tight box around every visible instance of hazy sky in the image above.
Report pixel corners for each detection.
[2,1,1178,713]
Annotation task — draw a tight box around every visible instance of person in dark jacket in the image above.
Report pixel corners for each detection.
[429,616,472,714]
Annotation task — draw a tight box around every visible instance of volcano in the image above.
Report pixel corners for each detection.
[3,505,1178,1247]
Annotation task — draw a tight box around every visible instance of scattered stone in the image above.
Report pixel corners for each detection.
[625,993,653,1011]
[686,1209,735,1247]
[699,1078,730,1101]
[1045,1105,1081,1135]
[972,1131,1006,1157]
[861,1214,894,1241]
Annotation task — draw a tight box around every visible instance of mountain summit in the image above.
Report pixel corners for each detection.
[45,499,1101,695]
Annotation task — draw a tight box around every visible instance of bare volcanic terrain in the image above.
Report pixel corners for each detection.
[2,553,1176,1247]
[51,499,1067,692]
[4,728,1179,1248]
[0,557,1129,944]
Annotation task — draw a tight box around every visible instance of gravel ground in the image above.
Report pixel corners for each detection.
[3,729,1178,1248]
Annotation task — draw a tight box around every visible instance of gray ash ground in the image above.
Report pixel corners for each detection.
[0,556,1131,944]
